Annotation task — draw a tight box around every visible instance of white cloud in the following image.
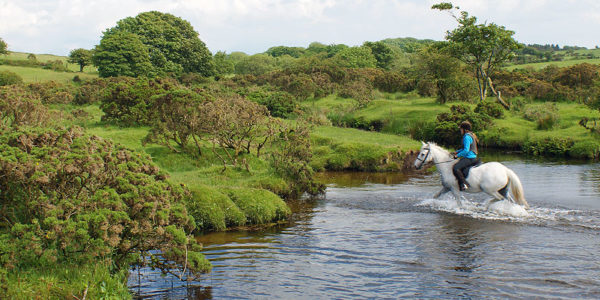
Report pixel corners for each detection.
[0,0,598,55]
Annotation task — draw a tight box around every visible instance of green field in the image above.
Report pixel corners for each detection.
[506,58,600,70]
[2,51,97,73]
[0,65,98,83]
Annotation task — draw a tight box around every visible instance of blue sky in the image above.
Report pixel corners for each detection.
[1,0,599,56]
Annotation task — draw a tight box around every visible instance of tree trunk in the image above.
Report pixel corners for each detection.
[487,77,510,110]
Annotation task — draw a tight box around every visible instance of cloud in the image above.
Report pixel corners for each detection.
[0,0,598,56]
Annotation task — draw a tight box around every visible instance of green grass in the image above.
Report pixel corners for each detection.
[2,262,131,299]
[0,65,98,83]
[2,51,98,73]
[505,58,600,70]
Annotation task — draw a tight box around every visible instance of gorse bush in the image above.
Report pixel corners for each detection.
[433,104,491,145]
[474,101,505,119]
[0,127,211,280]
[0,85,49,129]
[522,103,559,130]
[100,77,180,126]
[0,70,23,86]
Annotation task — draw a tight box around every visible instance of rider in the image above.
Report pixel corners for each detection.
[452,121,479,191]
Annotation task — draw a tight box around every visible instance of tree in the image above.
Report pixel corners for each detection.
[266,46,306,58]
[416,44,477,104]
[433,2,520,108]
[363,41,394,69]
[68,48,93,72]
[234,54,276,75]
[0,38,7,55]
[333,46,377,68]
[213,51,235,76]
[92,31,155,78]
[98,11,214,76]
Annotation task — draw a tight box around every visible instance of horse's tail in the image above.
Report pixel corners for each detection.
[506,168,529,208]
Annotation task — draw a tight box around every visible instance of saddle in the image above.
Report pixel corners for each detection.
[462,159,482,178]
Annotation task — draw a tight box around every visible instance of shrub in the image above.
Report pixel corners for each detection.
[100,77,180,126]
[186,185,246,232]
[243,86,298,118]
[143,88,208,153]
[522,103,559,130]
[374,71,412,93]
[338,79,374,108]
[74,77,121,105]
[42,59,69,72]
[475,101,505,119]
[0,85,49,129]
[0,127,210,279]
[523,137,574,156]
[433,104,491,146]
[270,120,324,197]
[569,140,600,159]
[222,188,291,225]
[26,81,76,104]
[0,70,23,86]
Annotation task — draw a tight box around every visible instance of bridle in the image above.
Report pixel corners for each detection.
[415,147,431,170]
[415,145,457,170]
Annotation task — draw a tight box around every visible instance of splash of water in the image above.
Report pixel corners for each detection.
[417,198,600,231]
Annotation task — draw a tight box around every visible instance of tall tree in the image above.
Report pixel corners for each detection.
[433,2,520,108]
[333,46,377,69]
[363,41,394,69]
[68,48,93,72]
[92,31,154,78]
[97,11,214,77]
[0,38,8,55]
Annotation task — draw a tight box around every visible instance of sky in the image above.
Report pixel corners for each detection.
[1,0,599,56]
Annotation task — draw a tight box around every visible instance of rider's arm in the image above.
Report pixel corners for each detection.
[456,134,472,158]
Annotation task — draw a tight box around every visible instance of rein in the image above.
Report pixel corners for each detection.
[416,146,456,169]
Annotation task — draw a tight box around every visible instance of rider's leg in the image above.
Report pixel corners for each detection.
[453,158,469,190]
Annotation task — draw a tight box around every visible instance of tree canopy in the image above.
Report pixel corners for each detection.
[433,2,520,106]
[92,31,155,78]
[0,38,8,55]
[68,48,93,72]
[94,11,214,77]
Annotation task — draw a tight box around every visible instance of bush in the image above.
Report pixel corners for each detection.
[569,140,600,159]
[523,137,574,156]
[522,103,559,130]
[42,59,69,72]
[433,104,491,146]
[338,79,374,108]
[74,77,121,105]
[0,127,210,279]
[475,101,505,119]
[100,77,180,126]
[271,120,325,197]
[186,185,246,232]
[222,188,291,225]
[0,70,23,86]
[0,85,49,129]
[26,81,76,104]
[243,86,298,118]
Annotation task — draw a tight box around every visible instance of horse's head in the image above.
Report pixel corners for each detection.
[414,142,433,170]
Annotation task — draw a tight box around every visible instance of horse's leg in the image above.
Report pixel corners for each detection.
[433,187,450,199]
[485,191,507,210]
[451,188,463,207]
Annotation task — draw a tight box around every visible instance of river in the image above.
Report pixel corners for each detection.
[129,153,600,299]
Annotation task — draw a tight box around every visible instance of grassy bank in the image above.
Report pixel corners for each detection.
[304,93,600,159]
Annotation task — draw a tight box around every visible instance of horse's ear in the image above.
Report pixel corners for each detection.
[421,141,425,146]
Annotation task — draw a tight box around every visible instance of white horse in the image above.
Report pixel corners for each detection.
[414,142,529,209]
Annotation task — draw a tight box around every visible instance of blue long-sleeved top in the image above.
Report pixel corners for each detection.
[456,133,477,158]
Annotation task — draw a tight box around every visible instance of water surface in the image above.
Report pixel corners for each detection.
[129,156,600,299]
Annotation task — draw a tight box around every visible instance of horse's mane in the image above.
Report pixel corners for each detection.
[426,142,447,153]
